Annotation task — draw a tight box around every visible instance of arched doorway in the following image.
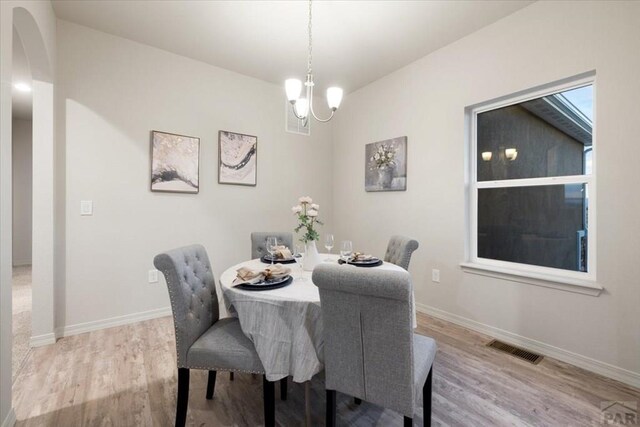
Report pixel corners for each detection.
[13,8,56,349]
[0,4,56,424]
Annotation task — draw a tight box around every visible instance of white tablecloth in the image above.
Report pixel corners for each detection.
[219,255,414,382]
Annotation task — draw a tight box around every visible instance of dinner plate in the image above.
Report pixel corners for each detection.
[260,255,297,264]
[338,258,383,267]
[235,275,293,291]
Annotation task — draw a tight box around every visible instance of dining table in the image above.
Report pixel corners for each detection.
[219,253,416,424]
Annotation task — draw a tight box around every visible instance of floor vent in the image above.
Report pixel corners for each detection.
[486,339,544,365]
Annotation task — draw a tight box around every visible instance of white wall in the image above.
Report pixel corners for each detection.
[11,118,32,266]
[56,21,334,330]
[332,1,640,384]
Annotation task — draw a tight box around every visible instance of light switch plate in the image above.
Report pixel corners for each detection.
[148,269,159,283]
[80,200,93,216]
[432,269,440,283]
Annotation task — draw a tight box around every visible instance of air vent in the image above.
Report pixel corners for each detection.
[486,339,543,365]
[285,100,310,136]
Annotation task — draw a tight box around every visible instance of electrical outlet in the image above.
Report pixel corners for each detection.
[432,269,440,283]
[148,269,159,284]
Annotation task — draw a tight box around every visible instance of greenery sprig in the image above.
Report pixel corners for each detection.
[292,196,323,243]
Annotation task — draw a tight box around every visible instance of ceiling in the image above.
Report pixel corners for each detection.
[51,0,533,94]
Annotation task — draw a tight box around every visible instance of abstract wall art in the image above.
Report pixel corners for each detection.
[150,130,200,193]
[218,130,258,186]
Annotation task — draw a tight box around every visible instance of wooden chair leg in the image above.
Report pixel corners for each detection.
[424,367,433,427]
[280,377,288,401]
[206,370,217,400]
[326,389,336,427]
[404,416,413,426]
[229,371,234,381]
[263,375,275,427]
[176,368,190,427]
[354,397,362,405]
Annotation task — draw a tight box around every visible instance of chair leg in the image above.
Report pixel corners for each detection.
[206,370,217,400]
[404,416,413,426]
[229,371,234,381]
[354,397,362,405]
[176,368,190,427]
[263,375,275,427]
[280,377,288,401]
[326,389,336,427]
[424,367,433,427]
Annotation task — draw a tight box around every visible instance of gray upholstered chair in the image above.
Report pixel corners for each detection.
[154,244,280,427]
[251,232,294,259]
[385,235,419,270]
[313,264,436,427]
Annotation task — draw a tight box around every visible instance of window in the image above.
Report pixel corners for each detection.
[465,77,598,292]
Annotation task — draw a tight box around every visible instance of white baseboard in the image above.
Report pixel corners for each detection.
[1,408,16,427]
[56,307,172,338]
[29,332,56,347]
[416,303,640,389]
[11,260,31,267]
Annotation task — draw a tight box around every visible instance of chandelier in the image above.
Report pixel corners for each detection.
[285,0,343,125]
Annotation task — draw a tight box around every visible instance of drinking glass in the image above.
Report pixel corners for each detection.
[340,240,353,264]
[324,234,334,261]
[266,236,278,265]
[293,244,305,280]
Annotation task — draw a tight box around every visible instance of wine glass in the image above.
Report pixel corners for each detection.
[324,234,334,261]
[340,240,353,264]
[293,244,305,280]
[266,236,278,265]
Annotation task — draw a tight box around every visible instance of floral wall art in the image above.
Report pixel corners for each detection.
[150,130,200,193]
[218,130,258,186]
[365,136,407,192]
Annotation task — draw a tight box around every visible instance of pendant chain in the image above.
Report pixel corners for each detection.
[307,0,313,75]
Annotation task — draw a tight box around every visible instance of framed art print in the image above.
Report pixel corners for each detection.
[218,130,258,186]
[365,136,407,192]
[150,130,200,193]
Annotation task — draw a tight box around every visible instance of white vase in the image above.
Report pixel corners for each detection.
[303,240,322,271]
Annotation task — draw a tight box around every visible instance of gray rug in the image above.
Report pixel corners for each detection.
[12,265,32,381]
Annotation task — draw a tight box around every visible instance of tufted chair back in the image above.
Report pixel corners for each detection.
[154,244,219,368]
[313,264,417,417]
[384,236,419,270]
[250,232,294,259]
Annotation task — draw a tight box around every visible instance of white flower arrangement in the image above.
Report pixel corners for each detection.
[292,196,322,243]
[369,143,397,170]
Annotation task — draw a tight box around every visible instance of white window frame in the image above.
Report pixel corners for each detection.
[462,74,603,296]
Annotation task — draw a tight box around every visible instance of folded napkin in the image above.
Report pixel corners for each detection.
[233,264,291,286]
[351,252,377,261]
[271,245,293,259]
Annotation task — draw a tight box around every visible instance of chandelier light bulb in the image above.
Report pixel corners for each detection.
[481,151,492,161]
[285,79,303,102]
[505,148,518,161]
[294,98,309,118]
[326,87,343,110]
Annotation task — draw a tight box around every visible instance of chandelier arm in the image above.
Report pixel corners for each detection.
[310,108,335,123]
[308,84,336,122]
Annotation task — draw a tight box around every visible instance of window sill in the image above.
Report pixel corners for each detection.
[459,262,603,296]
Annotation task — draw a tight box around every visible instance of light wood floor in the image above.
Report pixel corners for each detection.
[13,312,639,426]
